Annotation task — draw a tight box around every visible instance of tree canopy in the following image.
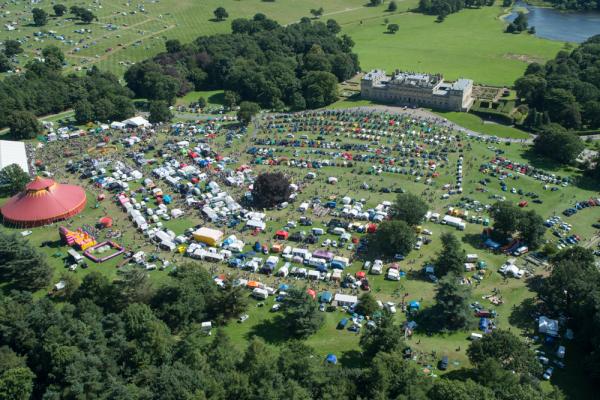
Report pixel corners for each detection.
[237,101,260,125]
[32,8,48,27]
[281,287,324,338]
[53,4,67,16]
[370,220,416,258]
[533,123,584,164]
[490,201,545,249]
[0,56,134,129]
[391,192,428,225]
[251,172,292,209]
[148,100,173,123]
[435,232,466,277]
[0,164,30,196]
[515,35,600,129]
[124,16,357,110]
[467,330,542,376]
[433,273,473,331]
[0,231,53,291]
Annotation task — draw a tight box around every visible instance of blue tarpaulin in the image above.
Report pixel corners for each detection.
[326,354,337,364]
[484,238,501,250]
[479,317,489,331]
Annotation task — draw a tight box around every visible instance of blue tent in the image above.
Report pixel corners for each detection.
[228,258,241,268]
[484,238,501,250]
[409,301,420,310]
[253,242,261,252]
[279,283,289,291]
[479,317,489,331]
[325,354,337,364]
[320,291,332,303]
[163,194,172,204]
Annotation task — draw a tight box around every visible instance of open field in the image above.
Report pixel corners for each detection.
[341,4,566,87]
[433,110,532,139]
[0,0,376,77]
[2,0,564,86]
[1,104,598,398]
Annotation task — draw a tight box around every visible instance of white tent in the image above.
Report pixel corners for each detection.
[0,140,29,173]
[123,116,151,127]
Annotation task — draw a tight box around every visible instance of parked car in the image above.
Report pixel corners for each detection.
[438,356,449,371]
[238,314,249,323]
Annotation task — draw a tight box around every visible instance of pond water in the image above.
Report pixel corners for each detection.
[505,1,600,43]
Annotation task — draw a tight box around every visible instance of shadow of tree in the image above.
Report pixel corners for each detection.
[245,315,288,344]
[461,233,483,249]
[339,349,363,368]
[508,297,539,332]
[208,92,225,106]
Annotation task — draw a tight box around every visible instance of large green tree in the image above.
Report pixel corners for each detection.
[148,100,173,123]
[237,101,260,126]
[359,312,405,360]
[0,53,10,72]
[3,40,22,57]
[355,293,380,317]
[467,329,542,376]
[53,4,67,16]
[533,123,584,164]
[433,273,472,331]
[435,232,466,277]
[32,8,48,26]
[370,220,416,258]
[302,71,339,108]
[0,164,30,196]
[251,172,291,209]
[391,192,428,225]
[282,287,324,338]
[7,111,42,140]
[0,232,53,291]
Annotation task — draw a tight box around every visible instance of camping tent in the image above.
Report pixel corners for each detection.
[325,354,337,364]
[538,316,559,337]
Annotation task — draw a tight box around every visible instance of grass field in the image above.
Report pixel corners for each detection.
[341,4,566,87]
[1,0,565,86]
[434,110,532,139]
[0,0,374,77]
[1,108,598,398]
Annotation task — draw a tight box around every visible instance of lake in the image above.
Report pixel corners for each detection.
[505,1,600,43]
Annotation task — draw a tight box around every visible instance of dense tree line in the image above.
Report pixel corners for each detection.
[0,48,135,129]
[418,0,493,20]
[0,285,561,400]
[538,247,600,381]
[516,35,600,130]
[546,0,600,11]
[124,15,359,110]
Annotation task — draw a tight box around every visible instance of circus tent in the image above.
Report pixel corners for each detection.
[1,177,87,227]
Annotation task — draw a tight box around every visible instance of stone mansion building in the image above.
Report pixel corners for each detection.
[360,70,474,111]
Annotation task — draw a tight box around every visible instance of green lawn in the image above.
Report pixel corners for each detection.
[341,4,565,87]
[434,111,532,139]
[0,0,374,77]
